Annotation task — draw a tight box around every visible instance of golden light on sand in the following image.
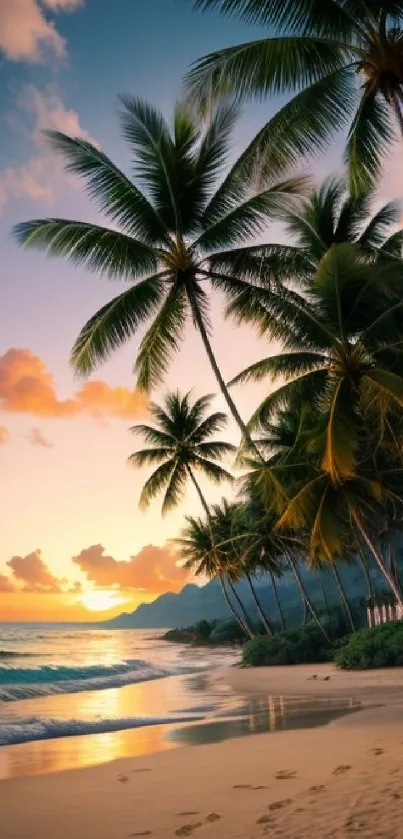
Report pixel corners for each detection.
[78,590,130,612]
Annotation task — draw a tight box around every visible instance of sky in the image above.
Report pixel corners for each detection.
[0,0,402,622]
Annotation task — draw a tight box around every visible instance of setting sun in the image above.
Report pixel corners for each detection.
[78,591,130,612]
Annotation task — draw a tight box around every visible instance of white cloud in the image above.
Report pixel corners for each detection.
[0,0,84,63]
[0,85,97,213]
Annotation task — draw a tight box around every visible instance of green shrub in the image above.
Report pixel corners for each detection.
[335,621,403,670]
[242,625,333,667]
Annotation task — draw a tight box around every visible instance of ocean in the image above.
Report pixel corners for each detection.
[0,623,361,781]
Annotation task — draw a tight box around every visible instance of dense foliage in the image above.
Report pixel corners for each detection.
[242,625,335,667]
[335,622,403,670]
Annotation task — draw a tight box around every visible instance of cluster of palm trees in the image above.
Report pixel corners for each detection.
[14,1,403,638]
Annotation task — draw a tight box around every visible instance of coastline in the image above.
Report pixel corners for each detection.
[3,664,403,838]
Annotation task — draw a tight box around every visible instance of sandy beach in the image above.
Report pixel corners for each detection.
[2,664,403,839]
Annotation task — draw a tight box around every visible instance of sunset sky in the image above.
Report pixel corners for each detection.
[0,0,402,622]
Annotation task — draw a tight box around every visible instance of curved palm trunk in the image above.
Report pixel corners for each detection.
[218,575,252,639]
[331,564,356,632]
[287,554,332,643]
[186,465,255,638]
[245,572,273,635]
[354,535,374,601]
[268,569,286,630]
[189,293,263,461]
[227,578,255,638]
[352,513,403,607]
[389,541,403,599]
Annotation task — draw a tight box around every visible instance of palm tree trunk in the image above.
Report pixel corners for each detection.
[245,572,273,635]
[218,575,252,639]
[189,292,263,461]
[186,465,255,638]
[352,513,403,607]
[227,578,255,638]
[268,569,286,630]
[287,554,332,643]
[354,535,374,601]
[331,564,356,632]
[389,541,403,599]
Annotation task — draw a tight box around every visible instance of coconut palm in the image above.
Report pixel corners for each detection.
[14,98,305,450]
[246,177,403,289]
[128,390,235,516]
[176,512,255,637]
[187,1,403,194]
[230,243,403,485]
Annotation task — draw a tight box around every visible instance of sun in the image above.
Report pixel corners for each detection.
[79,590,130,612]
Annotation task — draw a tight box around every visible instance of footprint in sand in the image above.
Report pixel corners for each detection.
[275,770,297,781]
[118,775,129,783]
[268,799,292,812]
[256,815,274,825]
[131,768,151,774]
[175,825,202,837]
[130,832,152,837]
[177,813,200,817]
[206,814,221,823]
[371,748,384,756]
[332,765,351,776]
[309,785,325,792]
[233,784,252,789]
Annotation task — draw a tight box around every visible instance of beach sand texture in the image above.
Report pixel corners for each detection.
[3,664,403,839]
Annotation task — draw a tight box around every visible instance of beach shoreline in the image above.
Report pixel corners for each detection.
[2,664,403,838]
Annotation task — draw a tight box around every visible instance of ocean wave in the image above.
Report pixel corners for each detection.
[0,712,204,746]
[0,659,196,702]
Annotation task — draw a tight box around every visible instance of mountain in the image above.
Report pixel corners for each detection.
[104,560,382,629]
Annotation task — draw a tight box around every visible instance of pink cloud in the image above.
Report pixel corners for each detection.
[0,0,83,63]
[73,544,191,594]
[0,425,9,446]
[0,348,148,420]
[0,84,97,212]
[7,549,65,593]
[26,427,54,448]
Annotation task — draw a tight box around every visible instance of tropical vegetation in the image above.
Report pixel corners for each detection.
[13,2,403,668]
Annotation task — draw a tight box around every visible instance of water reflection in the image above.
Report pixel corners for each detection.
[0,680,361,780]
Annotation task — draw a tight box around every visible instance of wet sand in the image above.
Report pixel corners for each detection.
[2,664,403,838]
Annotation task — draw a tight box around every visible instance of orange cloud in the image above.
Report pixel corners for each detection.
[0,425,9,445]
[0,0,83,63]
[0,348,148,420]
[73,544,191,594]
[26,427,54,448]
[7,549,65,592]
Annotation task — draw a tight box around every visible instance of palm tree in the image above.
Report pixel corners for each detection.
[128,390,235,517]
[14,98,305,452]
[244,177,403,288]
[209,498,274,633]
[230,243,403,486]
[176,512,254,637]
[187,1,403,194]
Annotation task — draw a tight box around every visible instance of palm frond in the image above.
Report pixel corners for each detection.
[358,201,402,250]
[128,447,172,467]
[196,440,236,458]
[196,177,308,251]
[247,370,329,429]
[129,423,175,447]
[135,282,189,391]
[139,459,176,510]
[161,461,188,515]
[321,378,359,484]
[71,274,166,376]
[186,36,349,107]
[229,351,328,386]
[193,457,234,483]
[345,93,395,196]
[192,0,356,37]
[13,219,158,280]
[190,411,229,443]
[44,131,170,245]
